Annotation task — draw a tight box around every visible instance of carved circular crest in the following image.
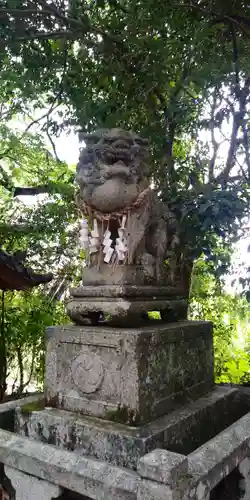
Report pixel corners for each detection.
[71,353,104,394]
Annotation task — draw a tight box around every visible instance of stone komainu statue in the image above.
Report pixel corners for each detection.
[67,128,189,325]
[76,128,179,277]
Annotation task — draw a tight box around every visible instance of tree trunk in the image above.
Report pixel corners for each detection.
[0,292,7,401]
[16,346,24,396]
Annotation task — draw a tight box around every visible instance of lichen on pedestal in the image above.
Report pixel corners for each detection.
[44,321,214,424]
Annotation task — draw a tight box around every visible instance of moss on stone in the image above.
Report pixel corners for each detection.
[21,399,45,413]
[106,405,141,426]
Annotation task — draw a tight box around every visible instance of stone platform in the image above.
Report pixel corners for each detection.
[15,386,245,470]
[0,385,248,499]
[1,324,250,498]
[45,321,213,424]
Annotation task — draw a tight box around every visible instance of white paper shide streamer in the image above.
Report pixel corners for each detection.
[79,218,89,249]
[115,215,128,262]
[102,229,114,263]
[89,219,100,255]
[79,215,128,264]
[79,218,100,255]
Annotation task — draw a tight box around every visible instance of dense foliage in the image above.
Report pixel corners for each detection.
[190,259,250,384]
[2,290,68,396]
[1,1,250,269]
[0,122,79,398]
[1,1,250,264]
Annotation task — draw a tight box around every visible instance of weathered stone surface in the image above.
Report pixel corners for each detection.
[76,129,150,213]
[0,394,43,417]
[137,449,188,485]
[0,430,139,500]
[15,407,144,470]
[137,479,176,500]
[76,129,179,276]
[239,457,250,499]
[5,466,62,499]
[137,479,209,500]
[67,268,189,326]
[188,411,250,491]
[2,407,250,500]
[66,294,188,326]
[69,263,190,323]
[66,128,192,326]
[15,387,242,471]
[45,321,213,423]
[154,386,246,456]
[0,394,44,433]
[71,284,186,297]
[74,265,184,289]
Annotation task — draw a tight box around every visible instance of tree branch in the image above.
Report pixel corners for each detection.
[12,178,74,197]
[0,8,51,15]
[215,23,247,186]
[1,0,127,55]
[240,77,250,178]
[177,2,250,37]
[16,346,24,396]
[154,89,176,184]
[154,64,190,189]
[216,109,240,187]
[154,89,170,124]
[44,128,62,163]
[35,0,121,42]
[209,88,219,182]
[231,22,240,94]
[4,30,75,43]
[19,344,36,395]
[10,37,68,160]
[13,186,51,197]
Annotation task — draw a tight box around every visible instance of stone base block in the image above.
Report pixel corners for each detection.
[66,291,188,326]
[45,321,213,424]
[66,265,189,326]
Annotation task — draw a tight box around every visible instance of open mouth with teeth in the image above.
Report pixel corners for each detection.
[76,129,150,212]
[98,139,141,167]
[102,151,132,166]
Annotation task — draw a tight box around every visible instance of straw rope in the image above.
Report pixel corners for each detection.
[77,187,151,269]
[78,186,151,221]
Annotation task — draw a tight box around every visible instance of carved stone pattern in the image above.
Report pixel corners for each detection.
[71,353,104,394]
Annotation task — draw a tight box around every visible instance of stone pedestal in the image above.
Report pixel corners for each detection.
[66,285,188,326]
[45,321,213,424]
[66,265,189,326]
